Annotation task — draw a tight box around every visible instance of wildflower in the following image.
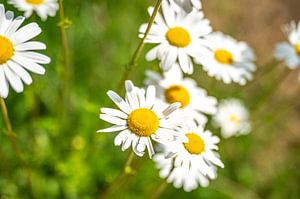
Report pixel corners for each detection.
[195,32,256,85]
[154,123,224,192]
[98,80,185,158]
[0,4,50,98]
[213,99,251,138]
[139,0,211,74]
[8,0,59,21]
[274,21,300,80]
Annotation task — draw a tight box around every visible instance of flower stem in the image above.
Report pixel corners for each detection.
[58,0,71,108]
[0,98,22,159]
[250,67,292,111]
[117,0,163,90]
[0,98,34,195]
[98,150,135,199]
[147,179,168,199]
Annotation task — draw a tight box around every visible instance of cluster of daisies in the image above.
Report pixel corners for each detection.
[99,0,254,192]
[0,1,58,99]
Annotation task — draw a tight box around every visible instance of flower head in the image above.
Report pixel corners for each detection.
[213,99,251,138]
[139,0,212,74]
[145,64,217,126]
[195,32,256,85]
[0,4,50,98]
[8,0,59,21]
[274,21,300,80]
[98,80,186,158]
[153,123,224,192]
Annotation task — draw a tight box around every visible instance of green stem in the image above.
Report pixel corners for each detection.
[98,150,135,199]
[58,0,71,107]
[147,179,168,199]
[117,0,163,90]
[0,98,21,159]
[0,98,34,196]
[250,67,291,111]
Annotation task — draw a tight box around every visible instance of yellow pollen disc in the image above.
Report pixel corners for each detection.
[229,114,241,125]
[214,49,234,65]
[0,36,14,65]
[165,85,190,108]
[127,108,159,137]
[26,0,44,5]
[295,44,300,56]
[184,133,205,155]
[166,27,191,48]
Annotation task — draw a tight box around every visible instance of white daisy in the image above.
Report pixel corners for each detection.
[154,123,224,192]
[274,21,300,80]
[8,0,59,21]
[171,0,202,13]
[98,80,186,158]
[0,4,50,98]
[139,0,212,74]
[195,32,256,85]
[213,99,251,138]
[145,64,217,126]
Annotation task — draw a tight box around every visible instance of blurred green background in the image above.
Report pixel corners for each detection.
[0,0,300,198]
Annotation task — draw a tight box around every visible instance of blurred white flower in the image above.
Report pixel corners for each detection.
[139,0,212,74]
[0,4,50,98]
[195,32,256,85]
[8,0,59,21]
[274,21,300,80]
[145,64,217,126]
[98,80,186,158]
[213,99,251,138]
[171,0,202,13]
[153,123,224,192]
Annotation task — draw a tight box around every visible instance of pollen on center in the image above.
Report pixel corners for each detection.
[165,85,190,108]
[127,108,159,137]
[184,133,205,155]
[26,0,44,5]
[295,44,300,56]
[214,49,234,65]
[166,27,191,48]
[0,36,14,65]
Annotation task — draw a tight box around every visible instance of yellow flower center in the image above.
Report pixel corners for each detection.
[0,36,14,65]
[295,44,300,56]
[166,27,191,48]
[127,108,159,137]
[184,133,205,155]
[214,49,234,64]
[165,85,190,108]
[229,114,241,125]
[26,0,44,5]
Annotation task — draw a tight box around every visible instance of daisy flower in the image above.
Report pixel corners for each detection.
[8,0,59,21]
[139,0,212,74]
[171,0,202,13]
[98,80,186,158]
[195,32,256,85]
[145,64,217,126]
[213,99,251,138]
[274,21,300,80]
[153,123,224,192]
[0,4,50,98]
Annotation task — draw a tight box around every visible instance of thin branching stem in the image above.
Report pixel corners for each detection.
[117,0,163,91]
[58,0,71,107]
[98,150,135,199]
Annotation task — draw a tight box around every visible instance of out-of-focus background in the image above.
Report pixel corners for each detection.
[0,0,300,198]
